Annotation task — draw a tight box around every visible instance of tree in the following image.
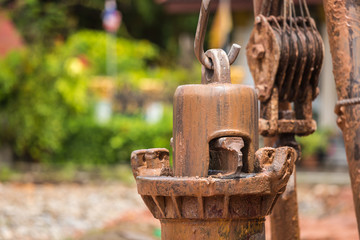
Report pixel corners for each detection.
[1,0,199,54]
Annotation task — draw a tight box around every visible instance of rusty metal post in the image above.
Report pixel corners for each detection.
[271,172,300,239]
[269,108,301,240]
[264,133,300,240]
[324,0,360,235]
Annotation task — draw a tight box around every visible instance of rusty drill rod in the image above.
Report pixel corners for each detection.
[265,137,300,240]
[271,134,301,240]
[267,108,301,240]
[271,171,300,240]
[324,0,360,235]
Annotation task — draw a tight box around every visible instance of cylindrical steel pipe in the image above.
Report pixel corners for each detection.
[267,108,301,240]
[324,0,360,235]
[271,172,300,240]
[161,219,265,240]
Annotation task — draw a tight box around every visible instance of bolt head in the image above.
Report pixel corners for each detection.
[252,44,265,59]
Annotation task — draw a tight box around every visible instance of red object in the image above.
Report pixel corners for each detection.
[0,12,23,56]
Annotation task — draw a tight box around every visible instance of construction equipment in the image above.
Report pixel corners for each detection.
[246,0,324,239]
[247,0,324,138]
[131,1,297,239]
[131,0,360,238]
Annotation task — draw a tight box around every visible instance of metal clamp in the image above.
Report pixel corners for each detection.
[194,0,241,70]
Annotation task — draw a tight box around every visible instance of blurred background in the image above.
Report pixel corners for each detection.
[0,0,356,239]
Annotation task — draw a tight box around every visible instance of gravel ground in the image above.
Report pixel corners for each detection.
[297,184,358,240]
[0,181,357,240]
[0,183,147,240]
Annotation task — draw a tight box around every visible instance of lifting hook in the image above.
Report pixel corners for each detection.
[194,0,241,70]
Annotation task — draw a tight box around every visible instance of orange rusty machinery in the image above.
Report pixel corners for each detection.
[130,1,297,239]
[246,1,325,239]
[324,0,360,236]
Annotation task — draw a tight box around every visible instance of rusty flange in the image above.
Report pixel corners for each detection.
[132,147,296,221]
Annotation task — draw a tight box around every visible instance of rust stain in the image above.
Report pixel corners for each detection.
[324,0,360,235]
[130,1,300,239]
[247,0,325,239]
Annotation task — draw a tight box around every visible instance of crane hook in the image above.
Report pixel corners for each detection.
[194,0,241,70]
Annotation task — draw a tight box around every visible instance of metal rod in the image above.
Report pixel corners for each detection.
[194,0,213,69]
[194,0,240,69]
[267,107,301,240]
[271,169,300,240]
[324,0,360,235]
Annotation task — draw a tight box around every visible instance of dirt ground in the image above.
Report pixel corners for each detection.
[0,180,357,240]
[80,183,358,240]
[297,184,358,240]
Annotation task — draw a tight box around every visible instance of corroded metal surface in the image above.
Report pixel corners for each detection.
[173,84,259,177]
[131,146,296,239]
[194,0,240,70]
[247,1,325,239]
[270,111,301,240]
[271,172,300,240]
[131,1,298,239]
[131,86,297,239]
[161,219,265,240]
[131,148,171,178]
[246,15,280,102]
[209,137,244,176]
[247,0,324,137]
[324,0,360,234]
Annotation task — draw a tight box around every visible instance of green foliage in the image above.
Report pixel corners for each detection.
[296,129,332,158]
[7,0,70,45]
[59,30,159,76]
[55,108,173,165]
[0,166,20,182]
[0,30,197,164]
[2,0,199,55]
[56,30,198,104]
[0,50,69,161]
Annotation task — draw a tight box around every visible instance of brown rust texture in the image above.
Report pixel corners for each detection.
[131,148,170,178]
[209,137,244,176]
[131,145,297,240]
[246,15,280,102]
[248,1,324,236]
[324,0,360,234]
[247,1,324,137]
[271,170,300,240]
[253,0,263,16]
[130,1,300,238]
[172,85,259,177]
[253,0,282,16]
[132,146,296,220]
[161,219,265,240]
[266,111,301,239]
